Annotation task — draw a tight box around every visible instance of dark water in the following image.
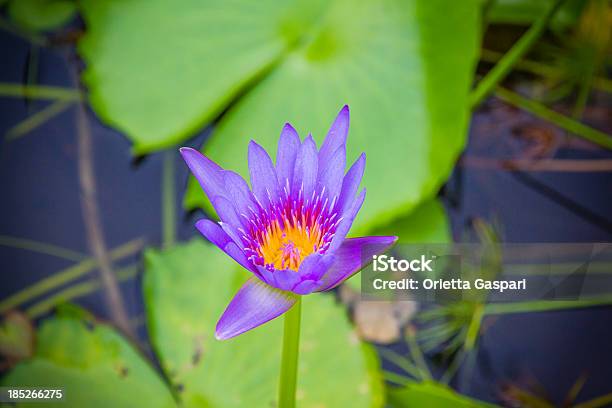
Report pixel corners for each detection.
[1,29,611,406]
[0,33,205,344]
[441,101,612,402]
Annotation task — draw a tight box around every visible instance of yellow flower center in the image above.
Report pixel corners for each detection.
[256,218,326,271]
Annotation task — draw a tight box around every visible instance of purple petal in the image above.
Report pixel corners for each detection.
[212,196,242,228]
[216,278,298,340]
[292,280,320,295]
[195,219,255,273]
[317,235,398,291]
[180,147,226,211]
[265,266,301,292]
[318,105,349,170]
[292,135,318,199]
[195,218,230,247]
[317,144,346,201]
[248,141,280,209]
[254,265,275,287]
[291,253,335,295]
[297,253,335,282]
[330,188,366,251]
[219,222,245,247]
[276,123,301,188]
[222,171,257,228]
[336,153,365,216]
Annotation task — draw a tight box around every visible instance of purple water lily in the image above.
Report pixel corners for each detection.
[181,106,397,340]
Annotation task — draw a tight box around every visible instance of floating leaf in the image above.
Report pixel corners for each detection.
[8,0,76,32]
[77,0,479,231]
[1,308,177,408]
[370,199,451,245]
[78,0,328,153]
[185,0,480,233]
[144,239,384,407]
[387,381,494,407]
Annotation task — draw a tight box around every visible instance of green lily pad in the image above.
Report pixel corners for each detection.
[370,199,451,244]
[1,308,177,408]
[78,0,327,153]
[77,0,479,231]
[185,0,480,234]
[143,239,384,407]
[8,0,76,32]
[387,381,496,407]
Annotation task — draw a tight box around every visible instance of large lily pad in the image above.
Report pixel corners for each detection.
[370,199,451,244]
[0,307,176,408]
[143,239,384,407]
[78,0,327,153]
[78,0,480,232]
[185,0,480,233]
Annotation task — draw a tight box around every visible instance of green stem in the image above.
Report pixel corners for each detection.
[162,150,176,248]
[378,347,422,380]
[479,48,612,92]
[574,392,612,408]
[440,348,466,385]
[480,48,612,93]
[6,99,75,141]
[0,83,81,101]
[405,327,432,380]
[25,264,139,319]
[464,303,484,352]
[484,297,612,315]
[495,86,612,149]
[470,0,566,109]
[382,370,412,386]
[479,49,556,78]
[572,64,595,119]
[0,234,86,261]
[26,44,40,112]
[278,298,302,408]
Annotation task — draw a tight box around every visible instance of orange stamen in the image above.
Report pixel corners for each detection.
[256,219,325,271]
